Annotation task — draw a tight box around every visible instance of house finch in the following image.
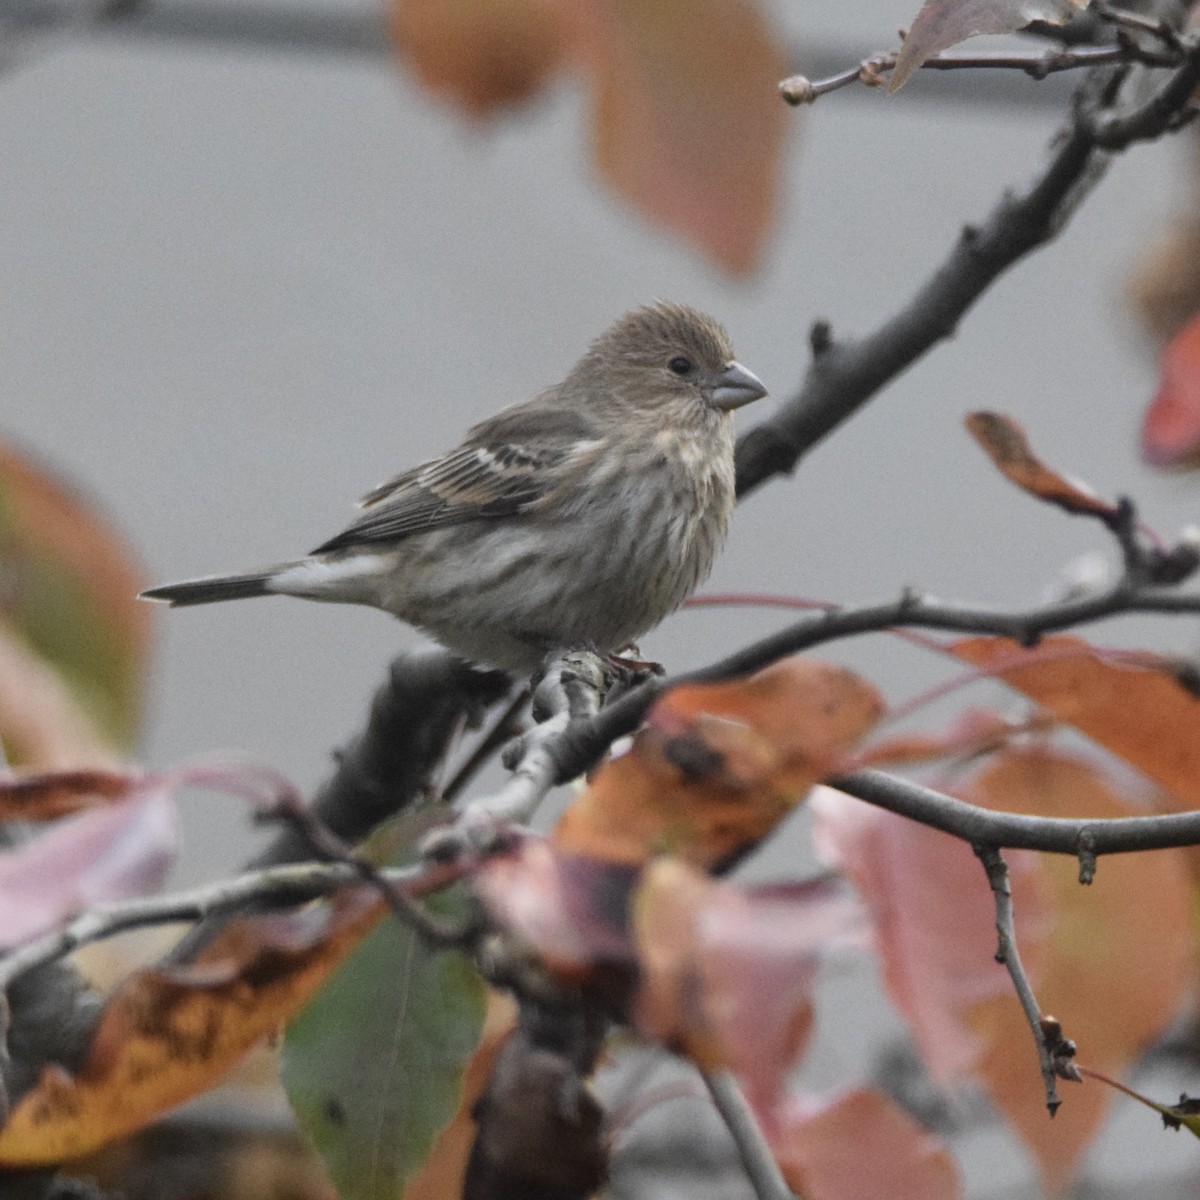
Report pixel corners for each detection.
[142,303,767,672]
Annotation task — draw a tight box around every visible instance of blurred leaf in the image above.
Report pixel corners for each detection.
[811,785,1051,1085]
[0,889,386,1166]
[386,0,788,274]
[555,657,883,868]
[0,623,116,768]
[1141,311,1200,467]
[575,0,789,274]
[890,0,1088,90]
[632,860,864,1111]
[817,749,1195,1196]
[772,1087,962,1200]
[853,708,1044,768]
[282,890,488,1200]
[948,635,1200,807]
[475,839,638,989]
[387,0,567,116]
[964,412,1116,517]
[405,994,517,1200]
[963,750,1194,1196]
[0,780,177,949]
[0,441,151,755]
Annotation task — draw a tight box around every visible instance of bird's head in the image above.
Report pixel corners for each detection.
[572,302,768,418]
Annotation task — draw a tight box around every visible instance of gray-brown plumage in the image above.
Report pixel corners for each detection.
[142,303,767,672]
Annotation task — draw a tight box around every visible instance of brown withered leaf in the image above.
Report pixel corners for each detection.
[387,0,567,117]
[0,889,386,1166]
[553,657,883,868]
[890,0,1088,90]
[963,750,1194,1196]
[0,767,134,821]
[462,1013,607,1200]
[964,412,1116,518]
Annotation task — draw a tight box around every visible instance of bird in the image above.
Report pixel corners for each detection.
[142,302,767,673]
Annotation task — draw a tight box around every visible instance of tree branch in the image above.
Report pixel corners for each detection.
[780,39,1181,105]
[0,858,475,991]
[832,769,1200,859]
[974,846,1077,1116]
[735,48,1200,497]
[703,1070,797,1200]
[165,649,510,962]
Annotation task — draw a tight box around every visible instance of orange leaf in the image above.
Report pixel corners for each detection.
[573,0,788,274]
[948,635,1200,808]
[387,0,567,117]
[0,890,386,1166]
[964,412,1115,518]
[554,657,884,868]
[963,750,1194,1196]
[854,708,1041,769]
[773,1088,962,1200]
[1141,311,1200,467]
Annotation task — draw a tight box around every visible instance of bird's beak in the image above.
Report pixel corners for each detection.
[711,360,768,411]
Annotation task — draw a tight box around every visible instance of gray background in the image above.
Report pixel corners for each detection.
[1,1,1197,1194]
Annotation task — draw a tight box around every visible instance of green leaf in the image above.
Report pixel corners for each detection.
[0,441,151,755]
[282,894,487,1200]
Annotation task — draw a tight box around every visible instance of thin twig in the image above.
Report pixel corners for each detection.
[1095,2,1187,52]
[261,788,470,947]
[974,846,1080,1114]
[422,651,610,858]
[703,1070,796,1200]
[440,687,530,805]
[781,40,1181,104]
[740,47,1200,496]
[0,858,472,990]
[538,562,1200,790]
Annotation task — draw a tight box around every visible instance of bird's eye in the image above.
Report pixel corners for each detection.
[668,356,694,376]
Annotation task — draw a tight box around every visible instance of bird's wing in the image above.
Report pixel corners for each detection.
[310,403,600,554]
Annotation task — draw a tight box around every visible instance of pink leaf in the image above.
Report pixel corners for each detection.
[633,861,866,1112]
[1141,311,1200,467]
[0,781,178,948]
[810,786,1052,1083]
[773,1087,962,1200]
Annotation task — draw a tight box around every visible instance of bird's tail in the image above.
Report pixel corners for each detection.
[141,570,278,607]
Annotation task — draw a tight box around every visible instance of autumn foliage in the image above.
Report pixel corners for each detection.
[6,2,1200,1200]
